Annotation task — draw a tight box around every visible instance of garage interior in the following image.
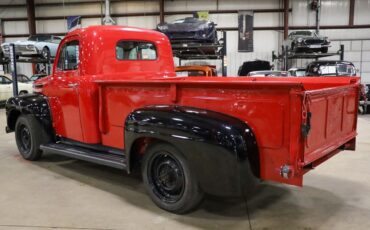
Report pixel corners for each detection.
[0,0,370,229]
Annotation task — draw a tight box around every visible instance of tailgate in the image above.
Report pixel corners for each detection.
[302,84,358,166]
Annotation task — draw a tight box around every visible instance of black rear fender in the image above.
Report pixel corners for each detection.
[125,105,260,197]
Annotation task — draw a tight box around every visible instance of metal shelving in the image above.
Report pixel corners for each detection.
[171,31,227,76]
[1,56,53,75]
[273,44,345,71]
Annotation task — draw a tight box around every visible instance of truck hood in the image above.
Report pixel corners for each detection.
[13,40,37,45]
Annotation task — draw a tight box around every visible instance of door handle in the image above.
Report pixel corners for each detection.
[68,83,79,88]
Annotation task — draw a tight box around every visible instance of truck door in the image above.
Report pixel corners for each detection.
[49,38,83,142]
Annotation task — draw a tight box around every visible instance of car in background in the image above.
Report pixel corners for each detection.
[30,73,47,81]
[238,60,272,76]
[366,84,370,113]
[157,17,217,43]
[0,75,33,103]
[283,31,330,53]
[247,70,288,77]
[306,60,356,76]
[175,65,217,77]
[288,68,306,76]
[1,35,62,60]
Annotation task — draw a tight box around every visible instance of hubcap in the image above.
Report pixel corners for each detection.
[149,152,185,203]
[19,125,31,153]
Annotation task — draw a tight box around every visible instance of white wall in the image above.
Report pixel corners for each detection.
[0,0,369,80]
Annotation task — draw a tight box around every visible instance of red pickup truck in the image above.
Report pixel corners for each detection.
[5,26,359,214]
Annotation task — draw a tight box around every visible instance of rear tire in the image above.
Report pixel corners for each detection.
[15,115,50,161]
[142,143,204,214]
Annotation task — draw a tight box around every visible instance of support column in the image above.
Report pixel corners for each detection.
[159,0,165,24]
[283,0,289,39]
[349,0,355,26]
[26,0,36,35]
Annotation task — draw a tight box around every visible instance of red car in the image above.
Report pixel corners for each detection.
[5,26,359,214]
[175,65,217,77]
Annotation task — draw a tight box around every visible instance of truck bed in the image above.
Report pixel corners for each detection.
[94,76,359,186]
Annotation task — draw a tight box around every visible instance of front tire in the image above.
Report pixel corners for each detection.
[321,47,328,53]
[41,47,51,60]
[15,115,50,161]
[142,143,204,214]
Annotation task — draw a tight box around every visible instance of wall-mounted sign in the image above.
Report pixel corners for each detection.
[67,16,81,31]
[238,11,254,52]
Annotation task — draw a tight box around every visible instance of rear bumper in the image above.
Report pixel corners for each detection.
[302,137,356,174]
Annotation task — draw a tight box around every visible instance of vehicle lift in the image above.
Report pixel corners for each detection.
[272,44,345,71]
[4,43,53,97]
[171,31,227,76]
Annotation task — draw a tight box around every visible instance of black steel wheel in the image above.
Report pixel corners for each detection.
[18,124,31,153]
[142,143,204,214]
[15,115,50,161]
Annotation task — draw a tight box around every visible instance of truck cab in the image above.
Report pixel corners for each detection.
[34,26,176,144]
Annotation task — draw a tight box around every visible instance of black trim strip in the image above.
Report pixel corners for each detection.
[41,143,127,170]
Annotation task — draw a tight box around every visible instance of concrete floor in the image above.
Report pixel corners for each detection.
[0,109,369,230]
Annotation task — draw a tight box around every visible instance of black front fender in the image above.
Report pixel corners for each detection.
[5,93,52,134]
[125,105,260,197]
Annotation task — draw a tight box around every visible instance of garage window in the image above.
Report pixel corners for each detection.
[57,40,80,71]
[116,41,157,60]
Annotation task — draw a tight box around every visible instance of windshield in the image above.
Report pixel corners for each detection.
[0,76,12,84]
[173,17,199,24]
[28,35,53,42]
[295,70,306,76]
[291,31,313,37]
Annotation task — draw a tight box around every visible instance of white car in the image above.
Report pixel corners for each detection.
[1,35,62,60]
[0,74,33,103]
[283,31,330,53]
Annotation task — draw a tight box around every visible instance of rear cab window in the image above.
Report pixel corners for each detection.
[116,41,157,60]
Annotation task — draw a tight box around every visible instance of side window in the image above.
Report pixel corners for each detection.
[0,76,12,84]
[57,40,79,71]
[116,41,157,60]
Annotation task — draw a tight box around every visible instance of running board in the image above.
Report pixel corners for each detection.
[40,143,127,170]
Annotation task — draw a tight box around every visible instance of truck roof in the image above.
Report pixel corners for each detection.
[67,25,168,41]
